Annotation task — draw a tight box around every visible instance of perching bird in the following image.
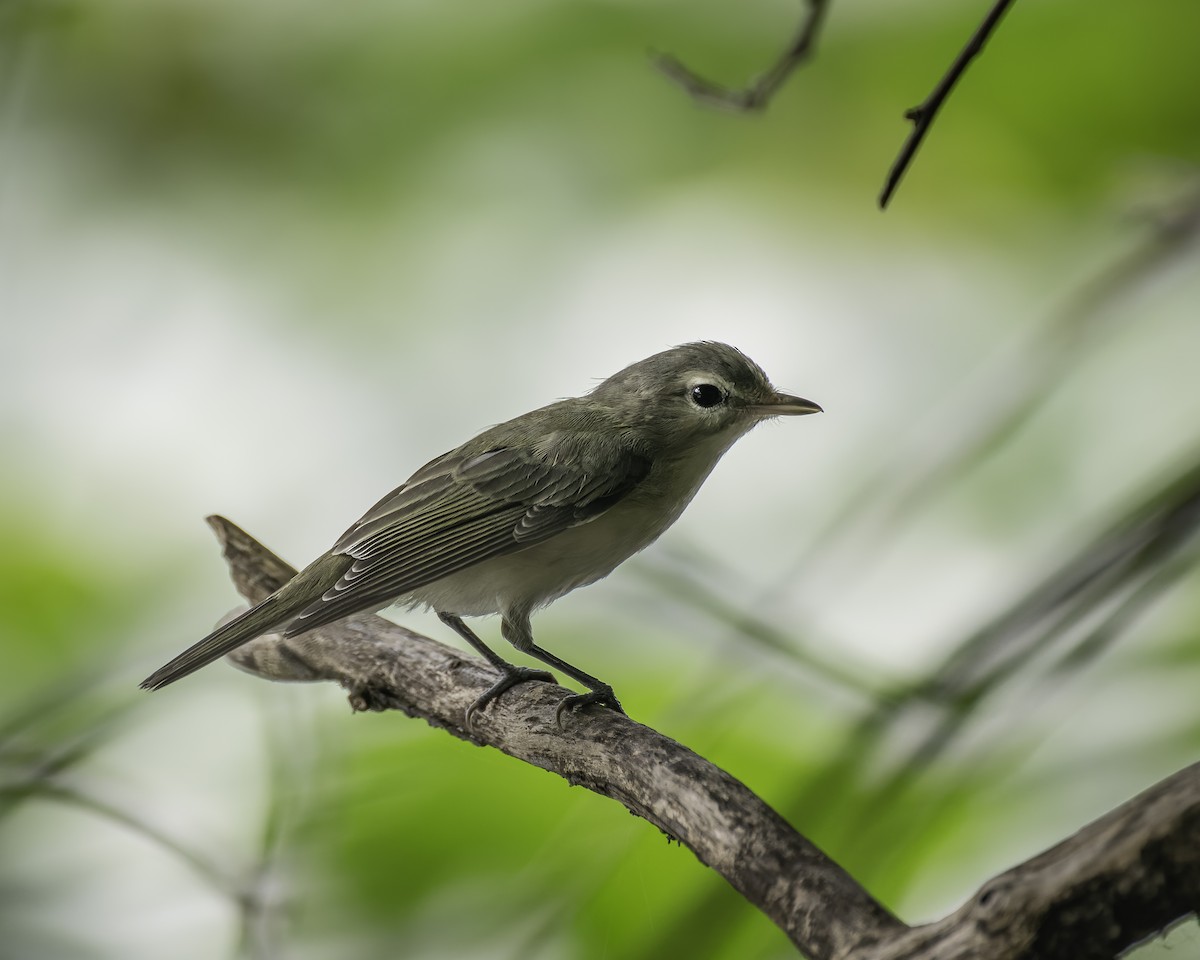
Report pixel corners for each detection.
[141,342,821,725]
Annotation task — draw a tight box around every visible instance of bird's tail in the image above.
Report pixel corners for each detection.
[140,594,290,690]
[140,552,349,690]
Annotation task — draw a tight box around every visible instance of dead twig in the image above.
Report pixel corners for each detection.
[655,0,830,112]
[879,0,1019,208]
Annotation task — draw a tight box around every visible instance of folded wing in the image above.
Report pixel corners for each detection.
[284,441,651,634]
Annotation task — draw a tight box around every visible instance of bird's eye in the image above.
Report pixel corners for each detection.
[690,383,725,408]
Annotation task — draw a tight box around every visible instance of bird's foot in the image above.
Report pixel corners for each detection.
[465,665,556,730]
[554,685,625,726]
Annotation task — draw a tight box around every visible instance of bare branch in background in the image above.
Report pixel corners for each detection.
[655,0,830,112]
[879,0,1019,208]
[840,445,1200,834]
[201,515,1200,959]
[0,692,286,960]
[656,0,1022,206]
[795,180,1200,591]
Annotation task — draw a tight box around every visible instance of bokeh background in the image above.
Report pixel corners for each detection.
[3,0,1200,957]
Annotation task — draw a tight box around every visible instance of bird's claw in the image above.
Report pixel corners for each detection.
[554,686,625,726]
[464,665,556,731]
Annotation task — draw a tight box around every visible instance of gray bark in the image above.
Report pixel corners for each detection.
[207,515,1199,959]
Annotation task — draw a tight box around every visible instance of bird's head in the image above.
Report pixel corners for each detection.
[589,341,821,448]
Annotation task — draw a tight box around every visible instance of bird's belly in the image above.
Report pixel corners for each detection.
[402,497,674,618]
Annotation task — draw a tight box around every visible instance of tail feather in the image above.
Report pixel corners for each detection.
[140,594,288,690]
[141,550,353,691]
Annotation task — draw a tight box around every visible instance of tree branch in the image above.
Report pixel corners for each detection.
[864,764,1200,960]
[203,515,1200,959]
[879,0,1018,208]
[655,0,831,112]
[205,515,903,958]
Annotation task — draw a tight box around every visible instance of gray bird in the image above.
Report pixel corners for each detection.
[141,342,821,725]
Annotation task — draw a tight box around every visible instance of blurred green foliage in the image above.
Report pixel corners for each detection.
[5,0,1198,216]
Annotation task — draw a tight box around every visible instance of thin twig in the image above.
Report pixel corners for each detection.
[879,0,1018,208]
[655,0,830,112]
[24,781,236,893]
[637,556,889,701]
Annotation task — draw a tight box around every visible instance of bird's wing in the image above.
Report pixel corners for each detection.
[284,441,651,633]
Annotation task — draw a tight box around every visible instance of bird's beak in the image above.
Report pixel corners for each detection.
[750,392,823,417]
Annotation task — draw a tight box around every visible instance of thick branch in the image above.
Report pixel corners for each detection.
[204,515,1199,959]
[655,0,830,112]
[864,762,1200,959]
[879,0,1018,208]
[205,515,901,957]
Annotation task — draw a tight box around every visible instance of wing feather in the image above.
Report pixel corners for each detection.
[284,438,651,634]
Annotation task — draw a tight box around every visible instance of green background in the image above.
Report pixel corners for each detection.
[2,0,1200,957]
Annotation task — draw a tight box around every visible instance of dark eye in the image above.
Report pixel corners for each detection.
[690,383,725,408]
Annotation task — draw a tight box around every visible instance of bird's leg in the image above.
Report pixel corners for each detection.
[500,615,625,725]
[438,613,555,728]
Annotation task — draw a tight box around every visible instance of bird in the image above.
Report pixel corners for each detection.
[141,341,821,726]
